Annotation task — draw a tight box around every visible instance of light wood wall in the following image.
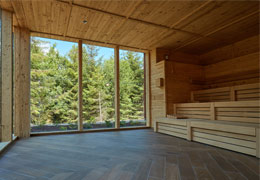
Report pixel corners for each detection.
[165,61,203,114]
[0,10,13,142]
[150,49,204,125]
[150,35,259,126]
[14,27,31,138]
[202,35,259,88]
[150,49,166,127]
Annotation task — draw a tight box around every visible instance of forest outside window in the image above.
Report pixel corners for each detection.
[30,37,148,133]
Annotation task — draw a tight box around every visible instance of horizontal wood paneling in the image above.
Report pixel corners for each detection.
[173,101,260,124]
[155,118,259,157]
[157,122,187,139]
[192,83,260,102]
[200,35,259,65]
[202,42,259,88]
[192,136,256,156]
[150,50,166,127]
[165,60,204,115]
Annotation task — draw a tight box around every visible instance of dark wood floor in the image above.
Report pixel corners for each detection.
[0,129,259,180]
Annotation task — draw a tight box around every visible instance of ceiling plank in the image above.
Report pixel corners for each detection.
[172,10,259,52]
[63,0,73,36]
[106,0,144,43]
[56,0,211,39]
[11,0,27,28]
[170,0,213,28]
[148,0,214,48]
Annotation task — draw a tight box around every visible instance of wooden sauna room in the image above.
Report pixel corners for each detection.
[0,0,259,179]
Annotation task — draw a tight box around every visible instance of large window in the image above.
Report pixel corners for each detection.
[119,50,145,127]
[82,44,115,130]
[30,38,78,132]
[30,37,148,133]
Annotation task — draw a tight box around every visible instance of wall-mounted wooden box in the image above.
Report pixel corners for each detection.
[156,78,164,87]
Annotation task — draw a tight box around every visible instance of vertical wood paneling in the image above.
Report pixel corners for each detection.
[14,27,30,138]
[0,10,12,142]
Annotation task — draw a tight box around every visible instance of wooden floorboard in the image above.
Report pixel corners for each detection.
[0,129,259,180]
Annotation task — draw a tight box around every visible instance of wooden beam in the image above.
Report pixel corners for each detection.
[145,52,151,127]
[78,40,83,131]
[114,46,120,128]
[14,27,31,139]
[0,9,13,142]
[30,126,151,136]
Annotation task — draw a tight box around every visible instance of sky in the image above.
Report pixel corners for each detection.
[34,37,114,60]
[33,37,144,61]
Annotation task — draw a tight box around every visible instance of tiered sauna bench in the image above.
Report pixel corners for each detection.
[155,83,260,158]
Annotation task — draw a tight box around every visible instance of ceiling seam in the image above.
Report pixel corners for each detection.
[30,30,150,52]
[171,10,259,53]
[55,0,211,40]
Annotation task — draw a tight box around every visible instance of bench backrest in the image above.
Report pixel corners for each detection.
[191,83,259,102]
[173,101,260,124]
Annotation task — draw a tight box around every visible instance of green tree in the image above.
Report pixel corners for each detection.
[30,38,144,129]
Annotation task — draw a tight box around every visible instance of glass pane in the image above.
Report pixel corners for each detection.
[30,37,78,132]
[82,45,115,130]
[119,50,145,127]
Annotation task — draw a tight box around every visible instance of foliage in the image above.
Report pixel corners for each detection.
[120,120,126,127]
[30,38,144,126]
[105,120,113,127]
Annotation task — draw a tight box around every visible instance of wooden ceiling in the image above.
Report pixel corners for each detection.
[0,0,259,54]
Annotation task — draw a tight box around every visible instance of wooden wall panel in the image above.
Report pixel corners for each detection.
[156,48,201,65]
[14,27,31,138]
[203,52,259,88]
[200,35,259,88]
[150,49,166,127]
[0,10,13,142]
[200,35,259,65]
[165,61,204,114]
